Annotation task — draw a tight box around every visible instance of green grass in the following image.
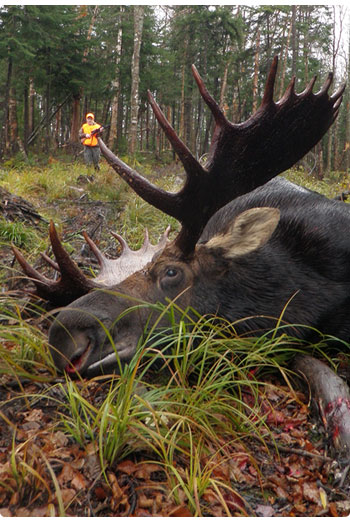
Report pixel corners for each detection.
[0,216,45,249]
[285,168,350,198]
[0,295,56,381]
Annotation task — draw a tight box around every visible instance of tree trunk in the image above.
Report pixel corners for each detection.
[29,78,35,137]
[3,57,13,156]
[23,80,29,154]
[179,36,189,142]
[8,86,18,154]
[278,14,292,98]
[108,9,123,151]
[179,63,186,141]
[326,7,340,176]
[293,355,350,459]
[71,5,99,143]
[252,28,261,113]
[44,80,50,153]
[291,5,297,77]
[219,62,229,112]
[70,96,81,143]
[302,7,312,83]
[346,13,350,173]
[129,5,144,155]
[54,108,61,149]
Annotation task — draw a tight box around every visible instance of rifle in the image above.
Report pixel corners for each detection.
[91,124,110,137]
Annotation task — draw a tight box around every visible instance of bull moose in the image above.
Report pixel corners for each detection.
[13,57,348,378]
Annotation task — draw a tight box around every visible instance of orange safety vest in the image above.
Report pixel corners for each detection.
[81,123,101,147]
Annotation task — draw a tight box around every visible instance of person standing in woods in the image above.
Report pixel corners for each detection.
[79,113,104,172]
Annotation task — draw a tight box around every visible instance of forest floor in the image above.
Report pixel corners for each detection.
[0,159,350,516]
[1,372,349,517]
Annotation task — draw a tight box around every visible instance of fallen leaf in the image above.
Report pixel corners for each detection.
[22,421,41,431]
[255,504,275,516]
[302,481,321,505]
[61,488,76,504]
[134,462,163,480]
[47,430,69,447]
[94,485,109,501]
[138,493,154,508]
[168,504,193,516]
[294,502,307,513]
[267,409,286,425]
[275,485,289,499]
[58,463,76,485]
[22,409,44,422]
[224,490,246,511]
[117,459,138,474]
[319,487,328,509]
[335,500,350,515]
[328,502,338,516]
[71,470,88,490]
[288,462,305,478]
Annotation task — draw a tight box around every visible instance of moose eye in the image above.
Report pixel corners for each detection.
[166,268,178,278]
[160,266,184,291]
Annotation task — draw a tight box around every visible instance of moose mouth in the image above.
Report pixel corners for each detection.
[64,341,92,375]
[64,344,120,377]
[61,331,141,376]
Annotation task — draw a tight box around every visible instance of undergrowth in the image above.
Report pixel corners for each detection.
[0,292,338,515]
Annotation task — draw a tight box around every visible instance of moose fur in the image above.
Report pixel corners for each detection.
[47,176,350,376]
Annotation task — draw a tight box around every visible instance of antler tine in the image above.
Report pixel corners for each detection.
[318,71,333,96]
[139,228,150,253]
[277,76,296,105]
[12,244,53,287]
[331,82,346,103]
[147,90,205,180]
[48,221,91,287]
[12,222,98,305]
[82,231,108,266]
[110,231,132,254]
[41,252,60,272]
[99,137,187,221]
[191,65,227,126]
[160,225,171,245]
[261,55,279,107]
[300,75,317,98]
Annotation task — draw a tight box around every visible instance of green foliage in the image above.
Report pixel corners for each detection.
[0,161,124,207]
[0,217,42,249]
[0,296,56,380]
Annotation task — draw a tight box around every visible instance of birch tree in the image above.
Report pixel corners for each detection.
[70,5,99,143]
[129,5,144,155]
[108,8,123,150]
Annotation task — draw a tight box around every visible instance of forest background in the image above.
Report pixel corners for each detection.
[1,4,350,179]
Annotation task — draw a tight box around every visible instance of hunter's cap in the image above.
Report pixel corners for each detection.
[86,113,94,119]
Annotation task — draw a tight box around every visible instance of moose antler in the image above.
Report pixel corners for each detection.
[12,221,170,305]
[99,55,345,255]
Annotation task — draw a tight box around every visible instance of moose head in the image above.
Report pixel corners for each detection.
[13,56,345,376]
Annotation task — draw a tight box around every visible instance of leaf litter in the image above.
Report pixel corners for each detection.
[0,373,349,517]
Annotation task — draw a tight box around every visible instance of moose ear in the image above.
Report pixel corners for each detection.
[206,207,280,258]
